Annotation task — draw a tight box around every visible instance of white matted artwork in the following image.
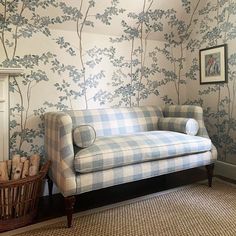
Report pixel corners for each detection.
[199,44,228,84]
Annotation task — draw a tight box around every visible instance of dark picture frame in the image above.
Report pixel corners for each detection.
[199,44,228,84]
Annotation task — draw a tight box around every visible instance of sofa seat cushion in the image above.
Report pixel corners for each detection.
[74,131,212,173]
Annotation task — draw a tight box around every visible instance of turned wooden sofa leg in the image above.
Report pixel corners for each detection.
[206,164,214,187]
[65,196,76,228]
[47,175,53,197]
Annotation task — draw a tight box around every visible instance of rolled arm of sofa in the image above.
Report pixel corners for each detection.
[162,105,209,138]
[163,105,217,161]
[158,117,199,136]
[44,112,76,197]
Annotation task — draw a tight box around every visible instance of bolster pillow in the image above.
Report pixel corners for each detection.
[158,117,199,136]
[73,125,96,148]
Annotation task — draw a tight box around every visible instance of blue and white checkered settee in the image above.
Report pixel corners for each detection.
[44,105,217,227]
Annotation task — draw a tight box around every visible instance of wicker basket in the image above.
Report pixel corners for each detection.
[0,161,50,232]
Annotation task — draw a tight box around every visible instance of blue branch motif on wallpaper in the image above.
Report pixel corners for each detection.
[0,0,236,165]
[184,0,236,163]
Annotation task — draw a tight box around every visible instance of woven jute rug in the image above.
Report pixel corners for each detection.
[7,180,236,236]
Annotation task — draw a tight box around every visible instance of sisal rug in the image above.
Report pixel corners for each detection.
[5,180,236,236]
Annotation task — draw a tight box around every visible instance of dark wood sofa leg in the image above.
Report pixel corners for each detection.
[206,164,215,187]
[65,196,76,228]
[47,175,53,197]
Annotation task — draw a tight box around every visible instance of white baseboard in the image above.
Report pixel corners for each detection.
[215,160,236,180]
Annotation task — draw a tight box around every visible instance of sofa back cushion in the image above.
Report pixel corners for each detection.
[66,106,163,137]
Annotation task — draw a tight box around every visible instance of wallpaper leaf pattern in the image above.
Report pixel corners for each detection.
[0,0,236,165]
[185,0,236,163]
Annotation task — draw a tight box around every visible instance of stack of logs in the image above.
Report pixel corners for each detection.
[0,154,40,182]
[0,154,41,220]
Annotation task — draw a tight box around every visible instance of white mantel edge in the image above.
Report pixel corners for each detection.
[0,68,23,161]
[0,67,24,75]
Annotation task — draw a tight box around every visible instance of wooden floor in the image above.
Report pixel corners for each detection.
[35,167,207,223]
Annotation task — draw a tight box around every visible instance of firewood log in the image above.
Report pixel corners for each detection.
[19,159,29,216]
[20,156,27,163]
[12,162,23,180]
[0,162,9,217]
[12,162,23,216]
[7,160,12,179]
[0,161,9,181]
[11,154,21,180]
[29,154,40,176]
[23,154,40,216]
[22,160,29,178]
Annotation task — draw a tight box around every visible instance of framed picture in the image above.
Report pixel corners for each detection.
[199,44,228,84]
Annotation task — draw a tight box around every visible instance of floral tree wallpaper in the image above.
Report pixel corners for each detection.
[0,0,236,166]
[184,0,236,165]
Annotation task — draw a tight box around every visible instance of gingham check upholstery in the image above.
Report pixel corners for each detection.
[73,125,96,148]
[162,105,217,161]
[162,105,208,137]
[74,131,212,173]
[158,117,199,135]
[76,151,213,194]
[45,112,76,197]
[66,106,163,137]
[44,105,217,197]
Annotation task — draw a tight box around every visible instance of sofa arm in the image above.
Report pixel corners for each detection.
[158,117,199,135]
[44,112,76,197]
[162,105,209,138]
[163,105,218,160]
